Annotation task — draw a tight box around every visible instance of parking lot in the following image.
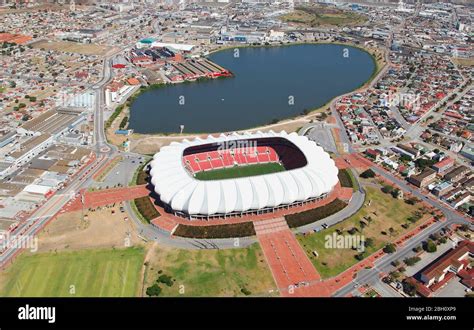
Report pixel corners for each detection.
[305,124,337,154]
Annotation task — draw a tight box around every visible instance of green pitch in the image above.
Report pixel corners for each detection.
[195,162,285,180]
[0,247,145,297]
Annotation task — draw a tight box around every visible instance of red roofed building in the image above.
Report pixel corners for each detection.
[445,111,464,120]
[127,77,140,85]
[461,131,472,140]
[458,268,474,289]
[420,240,474,287]
[432,157,455,174]
[435,92,446,99]
[131,56,152,66]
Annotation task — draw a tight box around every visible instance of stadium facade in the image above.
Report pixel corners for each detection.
[149,131,339,220]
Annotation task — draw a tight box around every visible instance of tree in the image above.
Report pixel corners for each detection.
[390,271,401,280]
[146,284,162,297]
[157,274,173,287]
[364,237,374,248]
[423,239,437,253]
[399,155,412,162]
[415,158,435,169]
[404,256,421,266]
[459,224,469,232]
[406,197,419,205]
[391,188,401,199]
[383,243,397,254]
[382,185,394,194]
[402,280,417,297]
[360,169,375,179]
[241,287,252,296]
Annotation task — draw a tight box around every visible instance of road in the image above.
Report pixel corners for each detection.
[294,191,365,234]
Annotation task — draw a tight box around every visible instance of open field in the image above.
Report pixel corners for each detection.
[0,247,145,297]
[36,208,140,252]
[31,40,113,56]
[195,163,285,180]
[281,6,367,27]
[297,181,431,278]
[452,57,474,67]
[143,244,277,297]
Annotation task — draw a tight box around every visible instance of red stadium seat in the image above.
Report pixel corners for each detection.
[182,145,281,175]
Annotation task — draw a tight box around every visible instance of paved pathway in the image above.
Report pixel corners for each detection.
[255,218,325,297]
[65,185,149,211]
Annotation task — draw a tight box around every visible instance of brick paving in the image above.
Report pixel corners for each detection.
[255,218,324,296]
[65,185,149,211]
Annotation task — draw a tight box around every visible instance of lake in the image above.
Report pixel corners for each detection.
[129,44,375,134]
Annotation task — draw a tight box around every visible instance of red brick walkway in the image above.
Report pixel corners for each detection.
[335,153,371,171]
[255,218,326,297]
[151,217,179,233]
[65,185,149,211]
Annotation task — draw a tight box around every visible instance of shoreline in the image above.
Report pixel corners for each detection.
[113,42,385,143]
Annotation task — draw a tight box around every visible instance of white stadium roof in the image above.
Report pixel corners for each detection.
[149,131,339,217]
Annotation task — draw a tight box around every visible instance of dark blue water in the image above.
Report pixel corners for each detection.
[129,44,375,134]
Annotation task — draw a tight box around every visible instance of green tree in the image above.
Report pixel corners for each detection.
[424,239,437,253]
[360,169,375,178]
[383,243,397,254]
[364,237,374,248]
[404,256,421,266]
[381,185,393,194]
[157,274,173,287]
[146,284,162,297]
[402,280,416,297]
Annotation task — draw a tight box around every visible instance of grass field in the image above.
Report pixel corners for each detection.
[281,6,367,27]
[195,162,285,180]
[297,183,430,279]
[144,243,277,296]
[0,247,145,297]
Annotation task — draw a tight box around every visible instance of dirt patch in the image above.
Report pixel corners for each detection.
[37,207,142,252]
[129,118,312,155]
[31,40,115,56]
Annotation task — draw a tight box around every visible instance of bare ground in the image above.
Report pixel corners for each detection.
[36,207,142,252]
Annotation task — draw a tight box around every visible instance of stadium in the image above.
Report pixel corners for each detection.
[149,131,339,220]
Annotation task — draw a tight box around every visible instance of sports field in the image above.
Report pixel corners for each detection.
[195,163,285,180]
[0,247,145,297]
